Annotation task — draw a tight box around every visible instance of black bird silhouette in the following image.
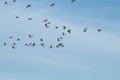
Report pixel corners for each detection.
[13,0,16,2]
[26,4,32,8]
[28,18,32,20]
[45,23,49,28]
[62,26,67,30]
[17,38,20,41]
[40,38,43,42]
[3,43,6,46]
[43,19,48,22]
[41,43,45,47]
[12,45,16,49]
[50,45,52,48]
[97,28,102,32]
[57,38,60,42]
[50,3,55,7]
[62,32,65,36]
[83,27,88,32]
[4,1,7,5]
[67,29,71,33]
[71,0,76,3]
[9,36,13,39]
[16,16,19,18]
[29,34,33,38]
[55,26,58,29]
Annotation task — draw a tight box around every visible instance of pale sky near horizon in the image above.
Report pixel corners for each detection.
[0,0,120,80]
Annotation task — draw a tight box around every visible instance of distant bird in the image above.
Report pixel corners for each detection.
[55,26,58,29]
[62,26,67,30]
[71,0,76,3]
[41,43,45,47]
[50,3,55,7]
[29,34,33,38]
[62,32,65,36]
[31,43,35,47]
[60,36,63,39]
[83,27,88,32]
[46,22,51,24]
[57,38,60,42]
[45,23,49,28]
[4,1,7,5]
[3,43,6,46]
[43,19,48,22]
[9,36,13,39]
[26,4,32,8]
[13,0,16,2]
[50,45,52,48]
[16,16,19,18]
[25,43,30,46]
[97,28,102,32]
[67,29,71,33]
[17,38,20,41]
[13,43,16,45]
[12,45,16,49]
[40,38,43,41]
[28,18,32,20]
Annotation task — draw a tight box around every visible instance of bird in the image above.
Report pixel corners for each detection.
[41,43,45,47]
[3,43,6,46]
[17,38,20,41]
[13,0,16,2]
[46,22,51,24]
[50,3,55,7]
[50,45,52,48]
[62,26,67,30]
[97,28,102,32]
[12,45,16,49]
[9,36,13,39]
[31,43,35,47]
[26,4,32,8]
[4,1,7,5]
[62,32,65,36]
[40,38,43,42]
[57,38,60,42]
[16,16,19,18]
[13,43,16,45]
[28,18,32,20]
[55,26,58,29]
[43,19,48,22]
[67,29,71,33]
[60,37,63,39]
[28,34,33,38]
[83,27,88,32]
[71,0,76,3]
[45,23,49,28]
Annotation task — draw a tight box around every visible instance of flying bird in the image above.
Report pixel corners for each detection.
[12,45,16,49]
[83,27,88,32]
[97,28,102,32]
[50,45,52,48]
[16,16,19,18]
[13,0,16,2]
[26,4,32,8]
[28,18,32,20]
[3,43,6,46]
[50,3,55,7]
[43,19,48,22]
[67,29,71,33]
[29,34,33,38]
[62,26,67,30]
[71,0,76,3]
[4,1,7,5]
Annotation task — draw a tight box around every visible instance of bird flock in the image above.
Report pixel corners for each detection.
[1,0,102,49]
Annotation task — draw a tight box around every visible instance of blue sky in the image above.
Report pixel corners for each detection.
[0,0,120,80]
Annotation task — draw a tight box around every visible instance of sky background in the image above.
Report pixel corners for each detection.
[0,0,120,80]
